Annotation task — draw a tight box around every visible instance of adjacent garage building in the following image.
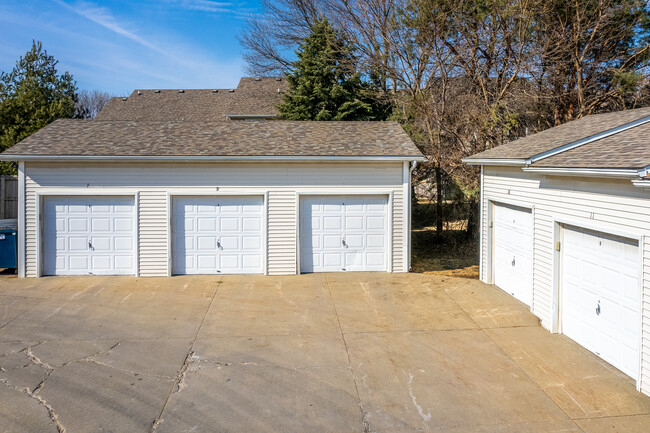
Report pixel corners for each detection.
[0,78,424,278]
[464,107,650,396]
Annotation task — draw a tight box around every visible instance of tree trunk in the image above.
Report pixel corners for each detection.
[466,197,479,239]
[435,163,443,235]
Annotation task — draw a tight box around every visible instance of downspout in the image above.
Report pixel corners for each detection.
[408,161,418,271]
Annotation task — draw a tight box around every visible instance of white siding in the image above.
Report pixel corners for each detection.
[24,161,407,277]
[481,166,650,395]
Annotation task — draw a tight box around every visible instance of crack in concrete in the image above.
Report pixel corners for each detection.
[174,350,195,394]
[149,277,223,432]
[0,378,66,433]
[0,339,133,433]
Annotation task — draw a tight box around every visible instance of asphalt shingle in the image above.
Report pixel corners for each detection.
[95,77,287,121]
[466,107,650,164]
[1,120,423,158]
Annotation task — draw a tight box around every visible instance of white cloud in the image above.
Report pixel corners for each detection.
[177,0,234,13]
[53,0,178,61]
[1,1,245,93]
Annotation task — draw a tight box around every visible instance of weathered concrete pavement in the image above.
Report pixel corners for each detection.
[0,273,649,432]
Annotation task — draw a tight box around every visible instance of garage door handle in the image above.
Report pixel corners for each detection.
[88,241,94,251]
[596,301,601,316]
[511,256,515,267]
[342,239,347,247]
[217,239,222,249]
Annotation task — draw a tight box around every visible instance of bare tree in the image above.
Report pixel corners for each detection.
[530,0,650,125]
[75,89,112,119]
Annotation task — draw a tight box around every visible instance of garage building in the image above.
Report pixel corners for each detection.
[0,78,424,278]
[464,107,650,396]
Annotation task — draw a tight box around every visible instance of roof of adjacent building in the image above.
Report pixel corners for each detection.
[531,121,650,168]
[1,119,423,159]
[95,77,288,121]
[465,107,650,169]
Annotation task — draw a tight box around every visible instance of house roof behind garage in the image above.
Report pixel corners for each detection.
[0,119,424,159]
[95,77,287,121]
[465,107,650,166]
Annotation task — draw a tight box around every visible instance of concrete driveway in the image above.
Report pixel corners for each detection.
[1,273,649,433]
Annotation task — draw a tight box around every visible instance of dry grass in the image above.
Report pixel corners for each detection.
[410,223,479,279]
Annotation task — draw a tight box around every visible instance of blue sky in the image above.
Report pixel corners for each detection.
[0,0,263,95]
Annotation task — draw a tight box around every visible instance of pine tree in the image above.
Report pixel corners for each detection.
[0,41,77,174]
[278,18,386,121]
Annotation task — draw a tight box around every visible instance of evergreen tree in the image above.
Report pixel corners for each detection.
[278,18,386,121]
[0,41,77,174]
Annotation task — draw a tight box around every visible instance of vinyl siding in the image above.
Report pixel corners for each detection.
[481,166,650,396]
[24,161,407,277]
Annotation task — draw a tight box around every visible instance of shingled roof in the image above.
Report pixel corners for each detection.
[1,119,424,159]
[95,77,287,121]
[531,121,650,169]
[465,107,650,168]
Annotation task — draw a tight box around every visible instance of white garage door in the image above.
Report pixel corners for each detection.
[300,196,387,273]
[172,196,263,275]
[493,203,533,306]
[43,196,136,276]
[561,225,640,378]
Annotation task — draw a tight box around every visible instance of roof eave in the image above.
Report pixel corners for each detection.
[1,154,426,162]
[461,158,526,166]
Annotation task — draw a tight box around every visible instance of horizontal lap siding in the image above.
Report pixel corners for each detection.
[482,166,650,396]
[24,161,406,277]
[267,190,296,275]
[24,177,37,277]
[138,191,168,277]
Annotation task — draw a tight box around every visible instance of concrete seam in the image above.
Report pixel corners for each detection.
[149,276,223,432]
[324,273,370,433]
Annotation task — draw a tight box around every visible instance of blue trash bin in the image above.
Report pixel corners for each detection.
[0,228,17,269]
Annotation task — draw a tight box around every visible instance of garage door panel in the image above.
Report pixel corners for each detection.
[561,225,640,379]
[323,216,342,230]
[323,235,342,249]
[114,218,133,232]
[242,236,261,250]
[172,196,264,275]
[242,218,260,231]
[300,195,387,273]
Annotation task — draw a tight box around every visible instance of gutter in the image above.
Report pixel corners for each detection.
[631,179,650,188]
[0,154,427,162]
[522,166,639,179]
[461,158,526,166]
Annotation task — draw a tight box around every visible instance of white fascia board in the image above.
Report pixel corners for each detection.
[525,115,650,165]
[462,158,526,166]
[1,155,427,162]
[631,179,650,188]
[522,166,638,178]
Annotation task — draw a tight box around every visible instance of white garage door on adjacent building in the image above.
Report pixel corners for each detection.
[492,203,533,306]
[561,225,640,378]
[172,196,264,275]
[300,195,387,273]
[42,196,136,276]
